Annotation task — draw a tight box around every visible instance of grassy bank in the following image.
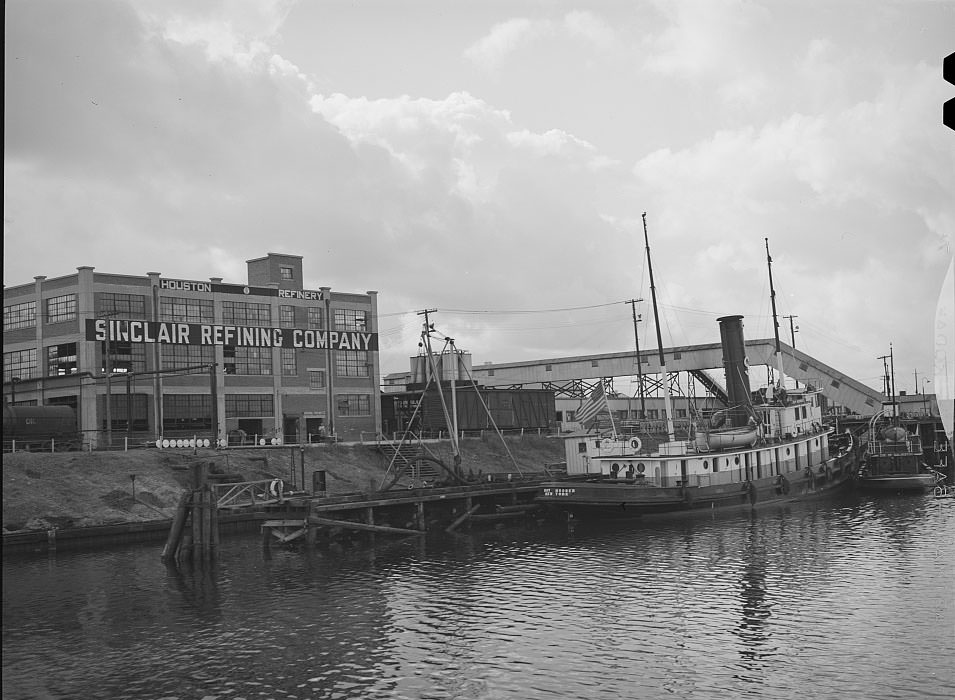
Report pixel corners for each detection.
[2,435,565,533]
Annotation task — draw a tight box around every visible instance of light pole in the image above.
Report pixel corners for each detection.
[922,378,931,416]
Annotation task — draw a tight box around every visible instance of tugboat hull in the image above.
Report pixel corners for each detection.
[539,454,857,519]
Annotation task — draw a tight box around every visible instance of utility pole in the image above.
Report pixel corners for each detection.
[627,299,646,417]
[105,318,113,450]
[784,315,799,388]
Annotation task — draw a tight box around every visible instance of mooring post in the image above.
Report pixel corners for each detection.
[161,491,193,562]
[416,501,426,531]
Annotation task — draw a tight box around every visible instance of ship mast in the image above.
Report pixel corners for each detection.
[765,238,788,393]
[643,213,676,442]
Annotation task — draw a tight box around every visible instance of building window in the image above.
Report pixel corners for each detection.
[335,350,369,377]
[160,297,214,323]
[279,266,294,281]
[163,395,212,432]
[225,394,274,418]
[676,409,687,418]
[222,301,270,326]
[308,370,326,389]
[591,360,599,367]
[99,292,146,319]
[47,343,78,376]
[223,346,272,375]
[102,393,149,431]
[3,301,37,331]
[336,393,370,416]
[334,308,367,331]
[160,344,214,369]
[4,348,37,381]
[46,294,77,324]
[307,307,324,329]
[102,341,146,373]
[279,305,296,328]
[578,442,587,453]
[281,348,297,376]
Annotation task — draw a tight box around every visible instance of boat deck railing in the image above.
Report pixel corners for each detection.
[868,435,922,456]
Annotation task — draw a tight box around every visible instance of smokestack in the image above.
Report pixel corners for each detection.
[717,315,752,427]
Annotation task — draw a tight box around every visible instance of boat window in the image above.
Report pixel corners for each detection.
[578,442,587,453]
[702,460,709,470]
[734,456,740,465]
[637,463,646,473]
[786,447,791,456]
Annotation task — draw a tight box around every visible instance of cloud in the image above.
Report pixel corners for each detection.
[464,18,549,72]
[464,11,622,72]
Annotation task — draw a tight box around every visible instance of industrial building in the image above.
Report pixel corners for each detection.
[2,253,381,447]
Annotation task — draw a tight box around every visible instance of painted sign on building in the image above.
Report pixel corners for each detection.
[85,319,377,351]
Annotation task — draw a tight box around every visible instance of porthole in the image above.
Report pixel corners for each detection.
[786,447,791,456]
[637,463,646,473]
[734,456,740,465]
[703,460,709,470]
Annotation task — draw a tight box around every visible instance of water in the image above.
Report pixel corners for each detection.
[3,494,953,700]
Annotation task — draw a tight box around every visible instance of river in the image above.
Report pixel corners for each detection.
[3,492,953,700]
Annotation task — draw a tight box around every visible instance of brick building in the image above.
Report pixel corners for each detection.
[2,253,381,447]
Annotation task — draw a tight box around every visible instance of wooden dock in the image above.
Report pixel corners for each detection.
[258,480,545,549]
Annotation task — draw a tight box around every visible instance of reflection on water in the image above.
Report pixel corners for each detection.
[3,494,954,699]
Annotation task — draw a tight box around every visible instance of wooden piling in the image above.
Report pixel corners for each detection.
[161,491,193,562]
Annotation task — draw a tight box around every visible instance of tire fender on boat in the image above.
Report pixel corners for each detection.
[747,481,757,505]
[825,466,833,482]
[776,475,790,495]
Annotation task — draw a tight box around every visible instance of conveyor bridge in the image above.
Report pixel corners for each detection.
[470,338,883,415]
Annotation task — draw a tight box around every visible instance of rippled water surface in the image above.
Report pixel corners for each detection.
[4,494,954,699]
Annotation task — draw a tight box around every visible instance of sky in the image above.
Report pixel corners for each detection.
[4,0,954,400]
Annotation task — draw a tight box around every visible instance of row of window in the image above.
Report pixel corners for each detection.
[3,346,368,381]
[4,294,368,330]
[3,295,78,329]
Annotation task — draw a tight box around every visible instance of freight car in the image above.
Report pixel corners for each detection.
[2,404,81,452]
[382,386,556,436]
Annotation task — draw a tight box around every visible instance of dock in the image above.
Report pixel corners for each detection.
[159,462,549,562]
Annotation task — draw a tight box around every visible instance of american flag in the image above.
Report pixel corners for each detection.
[576,383,608,427]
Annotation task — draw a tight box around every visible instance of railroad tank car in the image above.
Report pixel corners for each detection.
[2,404,81,451]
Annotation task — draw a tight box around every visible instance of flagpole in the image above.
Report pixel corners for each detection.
[603,382,618,439]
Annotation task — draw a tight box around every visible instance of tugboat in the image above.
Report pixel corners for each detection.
[537,226,862,519]
[856,348,941,493]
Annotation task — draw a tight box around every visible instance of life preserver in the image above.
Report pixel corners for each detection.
[630,438,642,451]
[269,479,284,498]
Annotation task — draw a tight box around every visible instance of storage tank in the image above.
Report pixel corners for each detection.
[409,350,473,385]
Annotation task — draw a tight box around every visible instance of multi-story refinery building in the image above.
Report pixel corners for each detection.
[2,253,381,447]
